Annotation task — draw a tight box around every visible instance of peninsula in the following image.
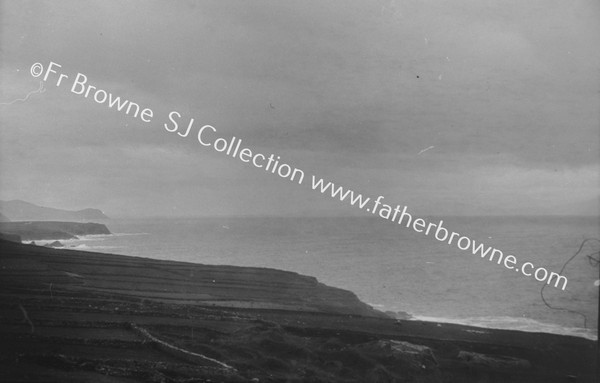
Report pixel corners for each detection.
[0,221,111,241]
[0,199,109,222]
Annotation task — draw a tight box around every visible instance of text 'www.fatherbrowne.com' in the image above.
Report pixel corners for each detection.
[310,177,568,291]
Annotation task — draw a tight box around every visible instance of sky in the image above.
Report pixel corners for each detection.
[0,0,598,218]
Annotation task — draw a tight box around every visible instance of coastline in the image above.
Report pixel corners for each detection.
[0,239,596,382]
[407,314,597,341]
[25,232,599,341]
[47,215,599,341]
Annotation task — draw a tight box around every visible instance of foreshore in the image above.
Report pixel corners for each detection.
[0,238,595,382]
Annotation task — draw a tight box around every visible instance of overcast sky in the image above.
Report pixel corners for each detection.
[1,0,598,217]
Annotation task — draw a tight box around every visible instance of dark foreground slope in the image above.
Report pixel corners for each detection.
[0,240,595,382]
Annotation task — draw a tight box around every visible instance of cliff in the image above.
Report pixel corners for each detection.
[0,238,379,317]
[0,240,595,382]
[0,221,111,240]
[0,199,108,221]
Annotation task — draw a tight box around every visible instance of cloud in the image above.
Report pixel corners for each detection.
[1,0,598,216]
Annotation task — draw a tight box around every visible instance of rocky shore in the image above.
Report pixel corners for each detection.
[0,239,595,382]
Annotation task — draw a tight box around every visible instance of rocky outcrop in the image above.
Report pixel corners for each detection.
[0,221,111,241]
[45,240,65,248]
[0,200,108,221]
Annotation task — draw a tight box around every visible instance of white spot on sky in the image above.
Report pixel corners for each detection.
[417,146,435,155]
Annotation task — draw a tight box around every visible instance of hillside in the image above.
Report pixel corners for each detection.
[0,240,595,382]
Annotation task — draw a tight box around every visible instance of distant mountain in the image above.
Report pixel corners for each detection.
[0,212,10,222]
[0,200,109,221]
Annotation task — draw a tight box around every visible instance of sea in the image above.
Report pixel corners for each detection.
[44,215,599,340]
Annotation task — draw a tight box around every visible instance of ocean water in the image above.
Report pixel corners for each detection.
[52,216,599,340]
